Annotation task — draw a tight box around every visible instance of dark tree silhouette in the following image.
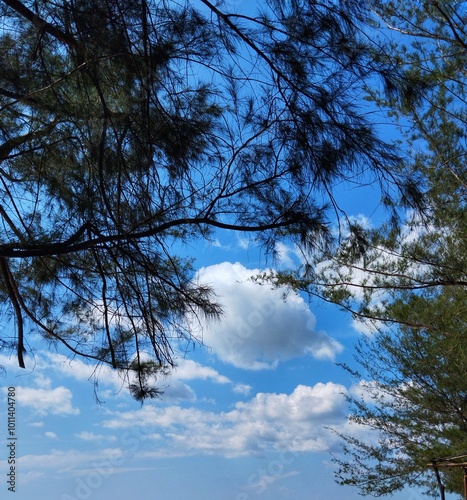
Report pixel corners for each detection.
[0,0,417,399]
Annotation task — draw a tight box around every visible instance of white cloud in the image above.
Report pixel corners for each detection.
[29,422,44,428]
[40,352,126,392]
[193,262,343,369]
[232,383,252,396]
[316,211,436,335]
[1,351,233,406]
[163,380,196,401]
[0,351,123,392]
[15,377,79,416]
[44,431,58,439]
[210,239,224,248]
[101,382,349,457]
[21,471,45,483]
[171,359,230,385]
[350,316,382,335]
[156,359,233,402]
[274,242,304,268]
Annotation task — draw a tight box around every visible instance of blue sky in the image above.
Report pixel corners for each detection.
[0,197,450,500]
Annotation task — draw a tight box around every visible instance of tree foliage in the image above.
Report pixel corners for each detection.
[0,0,417,399]
[333,292,467,497]
[304,1,467,497]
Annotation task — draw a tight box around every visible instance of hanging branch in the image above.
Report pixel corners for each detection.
[0,257,24,368]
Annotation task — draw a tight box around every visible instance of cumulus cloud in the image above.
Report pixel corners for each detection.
[0,351,239,406]
[15,377,79,416]
[171,359,230,385]
[101,382,349,457]
[40,352,126,392]
[193,262,343,369]
[160,359,232,401]
[0,351,130,405]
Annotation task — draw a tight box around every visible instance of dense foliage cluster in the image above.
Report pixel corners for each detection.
[313,2,467,497]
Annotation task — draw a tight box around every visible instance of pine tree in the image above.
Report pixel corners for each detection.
[306,2,467,497]
[0,0,417,399]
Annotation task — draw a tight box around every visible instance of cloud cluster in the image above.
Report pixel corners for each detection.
[0,354,369,483]
[101,382,349,457]
[162,359,233,401]
[12,376,80,416]
[315,212,435,335]
[194,262,343,369]
[0,352,244,410]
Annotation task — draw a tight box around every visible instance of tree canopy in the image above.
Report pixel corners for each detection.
[0,0,419,400]
[303,1,467,497]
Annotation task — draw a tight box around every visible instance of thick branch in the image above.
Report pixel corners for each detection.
[1,0,78,49]
[0,124,58,161]
[0,216,303,258]
[0,257,24,367]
